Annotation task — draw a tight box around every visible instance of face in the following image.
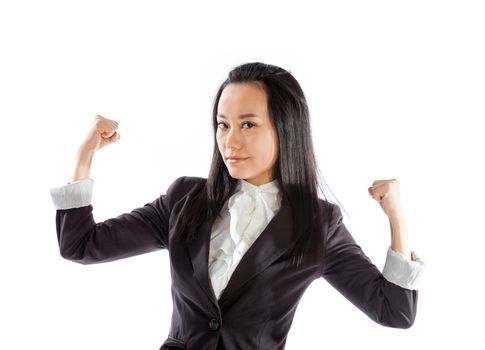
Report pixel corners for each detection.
[216,82,279,186]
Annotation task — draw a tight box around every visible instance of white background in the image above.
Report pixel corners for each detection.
[1,0,484,349]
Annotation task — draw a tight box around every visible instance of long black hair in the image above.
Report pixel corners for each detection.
[180,62,339,268]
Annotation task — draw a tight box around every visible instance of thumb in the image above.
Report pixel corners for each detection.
[368,187,381,201]
[101,129,115,138]
[108,131,120,143]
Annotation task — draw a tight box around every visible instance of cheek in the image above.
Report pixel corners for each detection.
[268,134,279,163]
[258,132,278,160]
[216,134,223,149]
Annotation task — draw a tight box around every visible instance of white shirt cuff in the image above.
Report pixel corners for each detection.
[49,178,94,210]
[382,246,426,290]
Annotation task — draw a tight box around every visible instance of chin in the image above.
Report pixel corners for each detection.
[227,173,244,180]
[227,170,248,180]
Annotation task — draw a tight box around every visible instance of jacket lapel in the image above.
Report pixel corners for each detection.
[188,196,296,310]
[188,214,220,310]
[218,198,295,308]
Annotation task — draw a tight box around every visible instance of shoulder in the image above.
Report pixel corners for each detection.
[166,175,206,196]
[315,198,345,236]
[163,176,207,206]
[316,198,342,221]
[168,175,206,189]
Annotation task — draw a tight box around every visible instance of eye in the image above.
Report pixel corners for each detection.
[217,122,227,129]
[242,122,256,129]
[216,122,255,129]
[242,122,255,129]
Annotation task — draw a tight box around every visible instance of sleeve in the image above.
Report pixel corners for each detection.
[49,176,186,265]
[49,178,95,210]
[321,204,425,329]
[382,246,426,290]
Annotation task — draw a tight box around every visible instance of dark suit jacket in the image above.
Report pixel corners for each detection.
[54,176,418,349]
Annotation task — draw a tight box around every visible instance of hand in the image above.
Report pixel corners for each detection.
[79,115,121,154]
[368,179,405,218]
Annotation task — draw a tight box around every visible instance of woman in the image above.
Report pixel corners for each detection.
[50,62,425,350]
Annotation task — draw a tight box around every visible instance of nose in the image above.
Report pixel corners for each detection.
[225,127,243,150]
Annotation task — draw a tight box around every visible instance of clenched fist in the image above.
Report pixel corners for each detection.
[80,115,121,154]
[368,179,405,218]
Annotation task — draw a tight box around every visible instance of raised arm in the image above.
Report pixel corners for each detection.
[321,179,426,328]
[49,115,181,264]
[321,203,425,328]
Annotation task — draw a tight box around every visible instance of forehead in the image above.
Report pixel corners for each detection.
[217,82,268,117]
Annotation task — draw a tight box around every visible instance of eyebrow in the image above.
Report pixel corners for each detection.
[217,113,261,119]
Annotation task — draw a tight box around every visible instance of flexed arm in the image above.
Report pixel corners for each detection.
[321,180,425,329]
[49,115,182,264]
[367,179,425,290]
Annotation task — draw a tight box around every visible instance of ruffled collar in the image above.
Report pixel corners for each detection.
[235,178,281,195]
[226,178,282,243]
[229,178,282,212]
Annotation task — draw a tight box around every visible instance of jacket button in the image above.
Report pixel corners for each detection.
[209,318,220,331]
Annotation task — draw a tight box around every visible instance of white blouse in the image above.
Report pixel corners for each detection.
[208,178,283,300]
[49,177,426,300]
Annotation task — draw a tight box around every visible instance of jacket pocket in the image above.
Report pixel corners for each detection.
[159,336,187,350]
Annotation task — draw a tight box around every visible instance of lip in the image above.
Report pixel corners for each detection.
[226,157,248,163]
